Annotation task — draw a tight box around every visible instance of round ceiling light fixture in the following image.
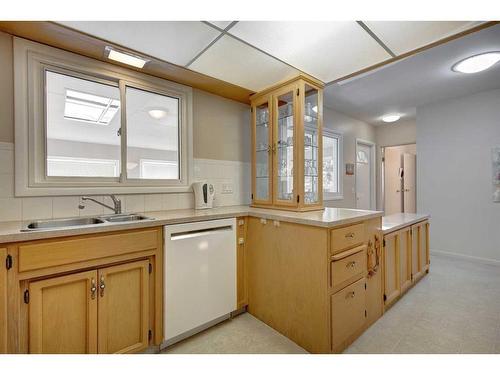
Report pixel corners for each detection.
[148,109,168,119]
[452,52,500,74]
[382,114,401,123]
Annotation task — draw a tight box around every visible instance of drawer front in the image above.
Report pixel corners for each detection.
[331,277,366,349]
[331,246,366,288]
[18,229,159,273]
[330,223,365,254]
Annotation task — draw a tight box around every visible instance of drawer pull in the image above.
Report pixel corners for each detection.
[90,278,97,300]
[345,232,355,239]
[346,291,355,299]
[346,261,356,269]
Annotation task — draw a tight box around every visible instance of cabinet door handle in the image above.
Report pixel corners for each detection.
[345,232,355,239]
[99,275,105,297]
[346,261,356,269]
[90,278,97,300]
[346,291,355,299]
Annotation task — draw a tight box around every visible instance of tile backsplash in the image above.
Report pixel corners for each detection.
[0,142,251,222]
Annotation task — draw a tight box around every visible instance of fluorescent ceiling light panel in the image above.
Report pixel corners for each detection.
[64,89,120,125]
[59,21,220,66]
[382,114,401,123]
[228,21,391,82]
[106,48,148,68]
[452,52,500,73]
[364,21,483,55]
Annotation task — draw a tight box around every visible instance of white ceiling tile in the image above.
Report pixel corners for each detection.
[365,21,483,55]
[229,21,392,83]
[190,35,300,92]
[207,21,233,30]
[58,21,221,66]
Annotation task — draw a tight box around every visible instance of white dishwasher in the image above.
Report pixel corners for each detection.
[162,218,237,347]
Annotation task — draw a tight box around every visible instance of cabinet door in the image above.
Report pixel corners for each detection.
[29,270,98,353]
[399,228,412,293]
[383,233,400,306]
[0,248,7,353]
[252,96,273,205]
[97,260,149,354]
[273,83,298,208]
[236,218,248,309]
[420,222,430,271]
[411,223,426,281]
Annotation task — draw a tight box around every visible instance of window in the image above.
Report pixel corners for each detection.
[14,38,193,196]
[323,130,343,200]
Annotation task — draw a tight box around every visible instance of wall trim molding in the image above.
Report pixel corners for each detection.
[431,249,500,267]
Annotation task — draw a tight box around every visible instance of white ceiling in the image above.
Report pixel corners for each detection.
[46,71,179,151]
[323,24,500,125]
[57,21,485,92]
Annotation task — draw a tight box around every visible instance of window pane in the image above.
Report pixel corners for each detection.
[323,135,339,194]
[126,87,180,180]
[45,71,121,177]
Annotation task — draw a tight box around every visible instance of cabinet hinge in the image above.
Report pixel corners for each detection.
[5,254,12,270]
[296,88,299,96]
[148,329,152,341]
[24,289,30,304]
[149,263,153,274]
[365,310,367,318]
[297,195,300,203]
[382,157,385,162]
[383,294,387,302]
[364,283,367,290]
[383,239,386,247]
[251,193,254,200]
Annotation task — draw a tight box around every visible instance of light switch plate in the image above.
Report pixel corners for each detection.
[221,183,233,194]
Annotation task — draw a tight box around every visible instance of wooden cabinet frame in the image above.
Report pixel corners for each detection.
[250,75,324,211]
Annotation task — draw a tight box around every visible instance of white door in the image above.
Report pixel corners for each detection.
[356,142,374,210]
[384,147,403,215]
[403,153,416,213]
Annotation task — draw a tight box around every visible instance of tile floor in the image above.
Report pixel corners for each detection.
[163,255,500,354]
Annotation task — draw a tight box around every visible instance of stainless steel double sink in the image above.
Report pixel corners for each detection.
[22,213,153,232]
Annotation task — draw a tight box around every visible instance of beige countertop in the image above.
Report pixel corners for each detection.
[381,213,430,234]
[0,205,383,244]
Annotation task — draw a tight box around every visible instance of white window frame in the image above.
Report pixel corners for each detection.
[13,37,193,197]
[322,129,343,200]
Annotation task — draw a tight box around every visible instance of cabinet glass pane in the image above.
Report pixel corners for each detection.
[255,102,270,201]
[277,91,294,201]
[304,84,319,204]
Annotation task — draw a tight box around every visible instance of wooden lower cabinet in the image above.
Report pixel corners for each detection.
[1,248,8,353]
[411,221,430,282]
[236,217,248,309]
[29,270,98,354]
[399,227,412,293]
[331,277,366,351]
[97,260,150,354]
[383,232,400,306]
[28,260,150,354]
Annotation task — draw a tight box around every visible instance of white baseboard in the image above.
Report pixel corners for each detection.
[431,249,500,267]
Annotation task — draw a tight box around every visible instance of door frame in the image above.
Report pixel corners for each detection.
[355,139,376,210]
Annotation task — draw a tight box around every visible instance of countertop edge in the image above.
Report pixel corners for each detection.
[381,214,430,234]
[0,206,384,244]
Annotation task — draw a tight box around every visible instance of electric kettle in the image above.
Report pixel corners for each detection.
[192,181,215,209]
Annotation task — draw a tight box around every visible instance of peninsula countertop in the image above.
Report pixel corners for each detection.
[381,213,430,234]
[0,205,383,244]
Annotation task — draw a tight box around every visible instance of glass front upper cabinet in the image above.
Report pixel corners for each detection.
[250,76,323,211]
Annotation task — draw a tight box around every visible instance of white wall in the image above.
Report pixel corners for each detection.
[323,107,376,208]
[417,89,500,263]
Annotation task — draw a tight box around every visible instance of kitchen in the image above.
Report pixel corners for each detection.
[1,2,500,373]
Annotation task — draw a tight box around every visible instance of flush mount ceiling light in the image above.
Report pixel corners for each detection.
[382,114,401,123]
[148,109,168,119]
[452,52,500,74]
[105,46,149,68]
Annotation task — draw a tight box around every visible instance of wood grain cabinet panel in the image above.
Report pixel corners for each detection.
[383,232,400,306]
[97,260,149,354]
[0,248,7,354]
[236,218,248,309]
[29,270,98,354]
[399,228,412,293]
[331,277,366,351]
[330,245,366,289]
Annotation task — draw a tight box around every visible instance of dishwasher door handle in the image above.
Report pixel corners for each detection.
[170,225,233,240]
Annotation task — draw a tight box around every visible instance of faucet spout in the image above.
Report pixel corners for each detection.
[79,195,122,214]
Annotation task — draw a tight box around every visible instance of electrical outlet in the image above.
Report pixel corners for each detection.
[221,183,233,194]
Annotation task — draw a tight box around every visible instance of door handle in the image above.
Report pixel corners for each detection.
[99,275,105,297]
[90,278,97,300]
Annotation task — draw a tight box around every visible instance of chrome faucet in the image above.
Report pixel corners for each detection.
[79,195,122,214]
